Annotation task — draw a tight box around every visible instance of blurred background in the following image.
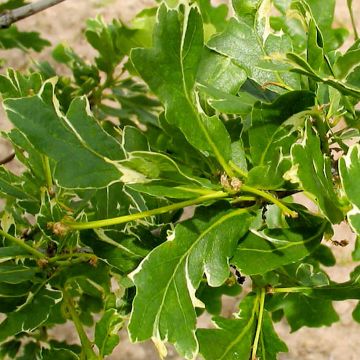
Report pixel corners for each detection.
[0,1,360,359]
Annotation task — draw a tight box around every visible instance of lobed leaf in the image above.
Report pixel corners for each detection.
[131,4,233,172]
[128,206,252,358]
[0,286,62,342]
[3,80,122,189]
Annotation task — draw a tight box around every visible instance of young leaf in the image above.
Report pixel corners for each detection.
[286,120,343,223]
[128,207,252,359]
[95,309,123,357]
[0,26,50,52]
[208,0,298,89]
[339,145,360,235]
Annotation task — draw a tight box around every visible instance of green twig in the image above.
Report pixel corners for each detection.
[0,228,46,259]
[63,191,228,230]
[231,195,257,204]
[347,0,359,40]
[240,185,298,218]
[63,288,98,359]
[47,252,95,263]
[251,288,266,360]
[269,286,311,294]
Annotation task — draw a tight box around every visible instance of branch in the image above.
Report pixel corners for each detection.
[0,0,66,29]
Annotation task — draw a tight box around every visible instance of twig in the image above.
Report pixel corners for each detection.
[63,288,98,359]
[347,0,359,40]
[0,0,66,29]
[0,151,15,165]
[251,288,266,360]
[62,191,228,230]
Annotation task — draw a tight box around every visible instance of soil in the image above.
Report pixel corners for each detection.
[0,1,360,359]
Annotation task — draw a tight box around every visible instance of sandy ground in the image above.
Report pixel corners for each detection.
[0,1,360,359]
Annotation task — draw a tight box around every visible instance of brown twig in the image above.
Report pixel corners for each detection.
[0,151,15,165]
[0,0,66,29]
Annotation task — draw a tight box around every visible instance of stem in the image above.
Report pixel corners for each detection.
[261,81,293,91]
[63,288,98,360]
[270,286,311,294]
[0,0,67,28]
[241,185,298,218]
[0,228,46,259]
[252,288,266,360]
[64,191,228,230]
[347,0,359,40]
[41,155,53,191]
[231,195,257,204]
[47,252,95,264]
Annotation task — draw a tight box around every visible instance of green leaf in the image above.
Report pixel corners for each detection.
[232,218,326,275]
[197,50,247,95]
[82,230,151,274]
[0,281,32,297]
[197,294,257,360]
[269,292,339,332]
[41,348,79,360]
[0,286,62,342]
[267,262,340,331]
[128,206,252,359]
[198,83,257,116]
[85,17,125,74]
[120,151,205,186]
[131,4,233,173]
[123,126,149,152]
[257,311,288,359]
[0,265,37,284]
[305,266,360,300]
[196,282,242,316]
[0,25,50,52]
[339,145,360,235]
[0,339,21,359]
[95,309,123,357]
[0,246,28,259]
[208,1,298,89]
[286,52,360,97]
[248,91,316,165]
[3,80,122,189]
[0,69,42,99]
[0,1,27,12]
[286,120,343,223]
[195,0,228,33]
[0,167,36,201]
